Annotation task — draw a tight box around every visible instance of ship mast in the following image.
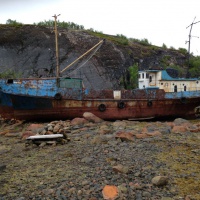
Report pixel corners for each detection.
[186,17,200,68]
[52,14,60,79]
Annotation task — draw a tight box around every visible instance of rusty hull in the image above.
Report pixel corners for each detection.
[0,86,199,121]
[1,96,199,121]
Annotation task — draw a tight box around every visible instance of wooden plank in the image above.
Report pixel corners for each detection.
[27,134,63,140]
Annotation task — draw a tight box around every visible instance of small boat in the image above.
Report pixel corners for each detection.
[0,16,199,121]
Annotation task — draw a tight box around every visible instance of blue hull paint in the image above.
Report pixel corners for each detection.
[0,77,199,120]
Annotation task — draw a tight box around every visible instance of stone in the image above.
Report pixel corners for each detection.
[135,133,148,139]
[172,125,188,133]
[161,197,173,200]
[83,112,103,123]
[112,164,129,174]
[5,132,21,137]
[173,118,190,126]
[26,124,44,133]
[102,185,119,200]
[118,184,128,193]
[0,130,10,135]
[115,131,134,141]
[53,125,61,133]
[81,157,93,163]
[0,164,6,172]
[21,131,35,140]
[71,117,88,126]
[146,131,162,137]
[112,121,126,129]
[42,188,55,195]
[151,176,168,186]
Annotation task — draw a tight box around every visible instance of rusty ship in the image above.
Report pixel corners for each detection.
[0,68,200,120]
[0,15,199,121]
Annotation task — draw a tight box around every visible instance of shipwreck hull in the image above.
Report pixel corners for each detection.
[0,92,199,120]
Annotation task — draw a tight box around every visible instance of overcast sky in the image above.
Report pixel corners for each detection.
[0,0,200,55]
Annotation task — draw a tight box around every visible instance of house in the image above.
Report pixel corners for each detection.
[138,69,200,92]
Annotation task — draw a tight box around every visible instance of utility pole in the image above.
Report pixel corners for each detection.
[186,17,200,69]
[52,14,60,79]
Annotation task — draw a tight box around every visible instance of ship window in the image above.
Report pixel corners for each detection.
[7,79,13,84]
[59,78,82,89]
[174,85,177,92]
[184,86,187,91]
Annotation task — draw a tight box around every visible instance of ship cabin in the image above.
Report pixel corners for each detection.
[138,69,200,92]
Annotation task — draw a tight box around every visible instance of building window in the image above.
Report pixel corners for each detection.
[174,85,177,92]
[146,73,149,78]
[184,86,187,91]
[149,76,152,83]
[139,74,141,79]
[142,73,144,79]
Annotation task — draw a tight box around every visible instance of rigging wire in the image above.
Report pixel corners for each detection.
[67,41,103,76]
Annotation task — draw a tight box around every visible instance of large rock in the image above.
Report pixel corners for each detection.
[83,112,103,123]
[102,185,119,200]
[112,164,129,174]
[115,131,134,141]
[151,176,168,186]
[71,117,89,126]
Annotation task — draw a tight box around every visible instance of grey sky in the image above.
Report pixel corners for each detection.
[0,0,200,55]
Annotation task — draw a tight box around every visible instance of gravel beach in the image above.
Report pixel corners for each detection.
[0,117,199,200]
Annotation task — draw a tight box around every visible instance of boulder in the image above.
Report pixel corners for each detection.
[112,164,129,174]
[172,125,188,134]
[83,112,103,123]
[21,131,35,140]
[135,133,148,139]
[115,131,134,141]
[102,185,119,200]
[71,117,89,126]
[146,131,162,137]
[151,176,168,186]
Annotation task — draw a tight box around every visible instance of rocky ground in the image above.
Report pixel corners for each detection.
[0,113,199,200]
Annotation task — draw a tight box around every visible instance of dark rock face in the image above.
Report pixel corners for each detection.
[0,25,187,89]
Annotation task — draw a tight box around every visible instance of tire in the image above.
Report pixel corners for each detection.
[98,104,106,112]
[180,97,187,104]
[147,100,153,107]
[54,93,62,100]
[118,101,125,109]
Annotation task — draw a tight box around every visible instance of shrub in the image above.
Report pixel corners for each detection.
[178,48,187,55]
[189,56,200,77]
[0,69,22,79]
[162,43,167,49]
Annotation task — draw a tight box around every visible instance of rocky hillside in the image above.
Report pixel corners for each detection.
[0,25,188,89]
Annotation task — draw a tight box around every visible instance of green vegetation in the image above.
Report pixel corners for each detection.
[120,64,138,89]
[0,69,22,79]
[88,31,129,46]
[160,55,171,68]
[129,38,152,46]
[189,56,200,77]
[162,43,167,49]
[6,19,23,25]
[34,20,84,30]
[178,47,187,55]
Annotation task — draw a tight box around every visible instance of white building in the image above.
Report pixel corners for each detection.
[138,70,200,92]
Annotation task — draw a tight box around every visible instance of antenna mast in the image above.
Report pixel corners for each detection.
[52,14,60,79]
[186,17,200,68]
